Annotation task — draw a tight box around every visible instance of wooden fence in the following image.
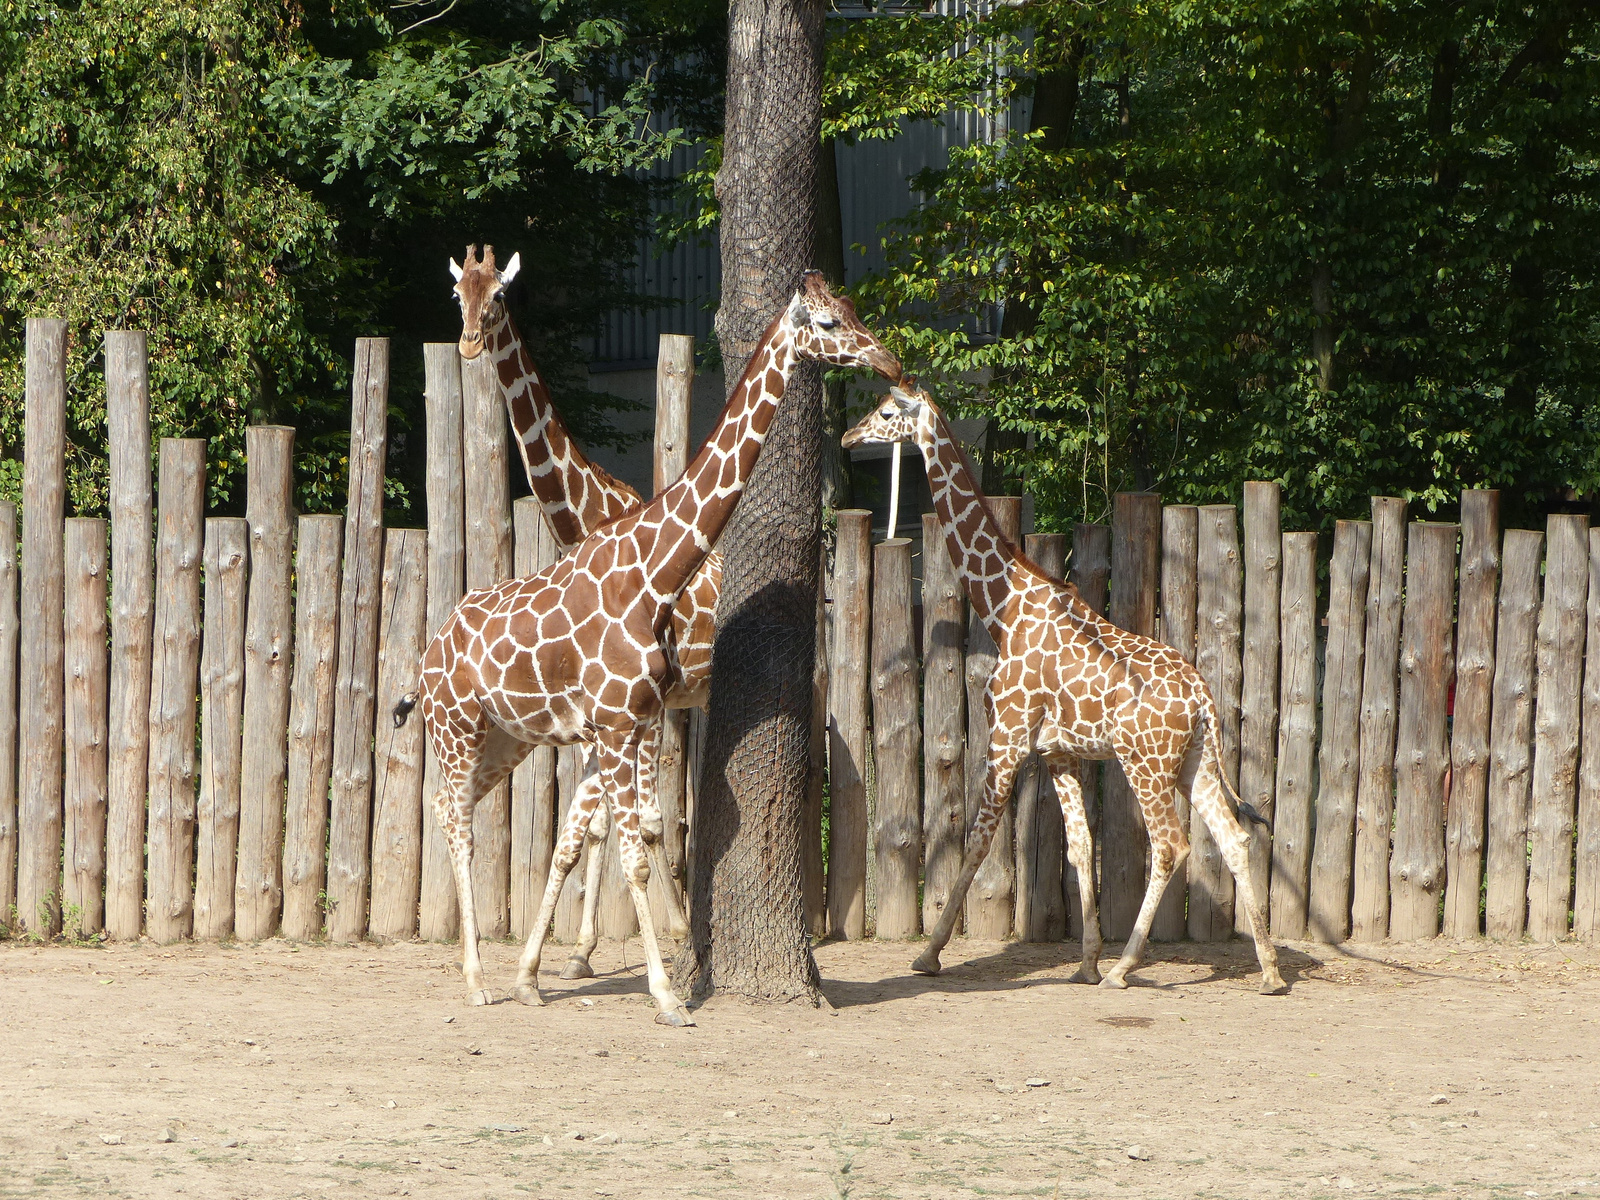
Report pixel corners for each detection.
[2,318,1598,947]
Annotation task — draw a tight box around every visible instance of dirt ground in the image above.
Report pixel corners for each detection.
[2,933,1598,1200]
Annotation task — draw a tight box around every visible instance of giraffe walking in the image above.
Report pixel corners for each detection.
[450,244,718,974]
[408,272,900,1021]
[842,383,1287,995]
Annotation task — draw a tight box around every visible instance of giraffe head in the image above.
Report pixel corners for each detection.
[841,378,934,448]
[450,244,522,360]
[785,271,902,381]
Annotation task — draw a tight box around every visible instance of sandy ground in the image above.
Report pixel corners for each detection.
[2,933,1598,1199]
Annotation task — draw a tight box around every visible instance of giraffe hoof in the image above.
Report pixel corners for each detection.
[1259,977,1290,996]
[509,984,544,1007]
[668,922,689,941]
[654,1008,696,1028]
[1069,965,1102,986]
[558,958,595,981]
[1097,974,1129,991]
[467,988,495,1006]
[910,950,942,976]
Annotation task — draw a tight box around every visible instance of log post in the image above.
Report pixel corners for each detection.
[1190,504,1242,941]
[511,500,559,940]
[1350,496,1407,942]
[1306,520,1372,942]
[1066,523,1111,937]
[193,518,248,939]
[1153,506,1197,941]
[871,537,919,937]
[368,528,429,941]
[1015,532,1066,942]
[1443,491,1500,938]
[234,426,296,940]
[1238,482,1281,933]
[1268,532,1318,939]
[144,438,206,943]
[921,511,966,935]
[967,496,1022,940]
[1388,522,1459,941]
[1575,527,1600,940]
[805,558,828,937]
[0,502,16,928]
[420,344,467,941]
[104,330,154,941]
[1484,530,1544,939]
[63,518,109,937]
[1526,514,1589,940]
[826,509,872,938]
[18,317,67,936]
[327,337,390,942]
[281,515,343,939]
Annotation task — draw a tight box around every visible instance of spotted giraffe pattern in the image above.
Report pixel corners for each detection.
[842,384,1287,995]
[452,244,720,970]
[417,271,901,1021]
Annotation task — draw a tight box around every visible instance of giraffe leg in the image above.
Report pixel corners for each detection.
[635,715,689,940]
[560,767,607,980]
[1099,761,1191,990]
[1048,761,1103,984]
[511,760,608,1005]
[1192,747,1288,995]
[911,735,1029,977]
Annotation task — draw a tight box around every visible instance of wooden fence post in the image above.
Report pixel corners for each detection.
[1268,531,1318,939]
[1067,523,1111,938]
[967,496,1022,940]
[1015,532,1066,942]
[63,518,109,937]
[1307,519,1371,942]
[655,334,695,914]
[1101,493,1160,940]
[144,438,206,943]
[1527,514,1589,940]
[369,528,428,941]
[104,330,154,941]
[0,502,15,928]
[327,338,389,942]
[510,501,559,939]
[234,426,296,940]
[194,518,248,939]
[1485,530,1544,939]
[1350,496,1407,942]
[1238,482,1281,934]
[921,511,966,935]
[1190,504,1242,941]
[1443,491,1500,937]
[827,509,872,938]
[1575,527,1600,940]
[1153,507,1197,941]
[18,317,67,936]
[421,344,467,941]
[281,515,343,939]
[1388,522,1459,941]
[871,537,919,937]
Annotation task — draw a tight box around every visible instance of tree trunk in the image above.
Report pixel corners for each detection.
[674,0,827,1008]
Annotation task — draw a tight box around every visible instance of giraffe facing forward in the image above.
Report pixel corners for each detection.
[407,272,901,1022]
[842,383,1287,995]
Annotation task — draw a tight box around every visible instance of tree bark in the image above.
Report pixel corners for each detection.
[674,0,827,1007]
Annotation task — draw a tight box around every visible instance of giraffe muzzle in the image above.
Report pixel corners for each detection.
[458,330,486,360]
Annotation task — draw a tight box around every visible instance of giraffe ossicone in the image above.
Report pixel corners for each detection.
[415,270,901,1022]
[841,381,1287,996]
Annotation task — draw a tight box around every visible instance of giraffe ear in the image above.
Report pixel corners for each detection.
[449,258,465,282]
[499,252,521,285]
[787,291,809,326]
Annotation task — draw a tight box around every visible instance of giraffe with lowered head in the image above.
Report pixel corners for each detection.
[842,382,1287,995]
[404,271,901,1022]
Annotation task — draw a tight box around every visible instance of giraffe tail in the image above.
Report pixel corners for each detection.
[1199,691,1270,830]
[392,690,419,729]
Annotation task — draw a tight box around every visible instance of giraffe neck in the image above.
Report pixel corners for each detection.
[914,407,1029,639]
[612,314,802,601]
[485,303,641,550]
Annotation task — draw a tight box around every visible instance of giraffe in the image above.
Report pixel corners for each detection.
[407,271,901,1022]
[450,243,719,974]
[841,382,1287,995]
